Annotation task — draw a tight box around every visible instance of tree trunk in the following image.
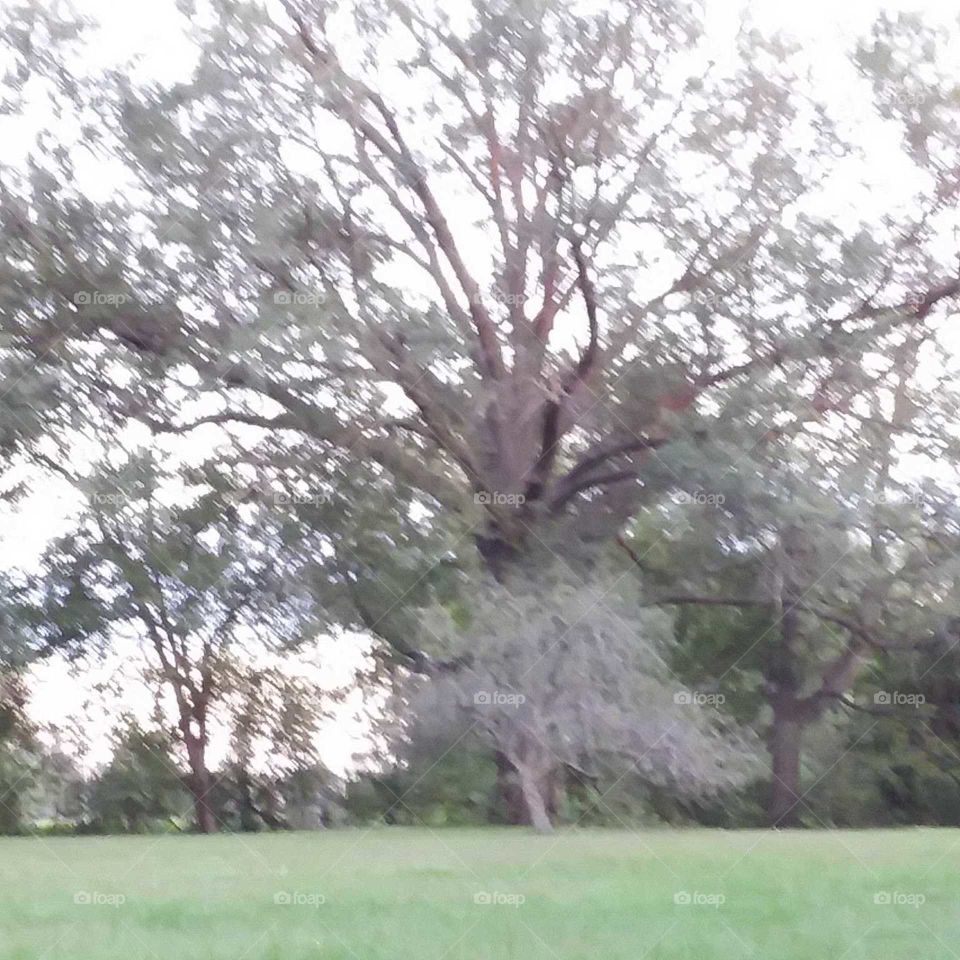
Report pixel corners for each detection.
[237,765,260,832]
[185,736,217,834]
[494,750,527,825]
[495,748,558,831]
[766,538,806,829]
[517,763,554,833]
[768,706,803,827]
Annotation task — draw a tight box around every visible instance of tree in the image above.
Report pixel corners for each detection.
[0,671,38,833]
[30,455,323,832]
[1,0,957,569]
[2,0,959,824]
[621,409,960,826]
[87,719,189,833]
[410,568,758,831]
[220,659,331,831]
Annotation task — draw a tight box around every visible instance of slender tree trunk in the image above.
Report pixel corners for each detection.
[768,705,803,827]
[766,533,806,829]
[495,749,557,831]
[185,736,217,834]
[494,750,526,825]
[237,765,259,832]
[517,763,554,833]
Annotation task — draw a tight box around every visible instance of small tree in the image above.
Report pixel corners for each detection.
[413,568,759,831]
[220,659,331,831]
[31,456,323,832]
[88,719,189,833]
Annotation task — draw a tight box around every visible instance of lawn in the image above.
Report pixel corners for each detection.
[0,827,955,959]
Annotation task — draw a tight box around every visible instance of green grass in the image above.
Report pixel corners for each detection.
[0,827,955,958]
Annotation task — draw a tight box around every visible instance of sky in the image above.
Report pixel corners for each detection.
[1,0,957,773]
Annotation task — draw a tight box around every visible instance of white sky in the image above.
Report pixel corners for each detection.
[1,0,958,775]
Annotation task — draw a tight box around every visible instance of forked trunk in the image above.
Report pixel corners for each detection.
[494,747,559,831]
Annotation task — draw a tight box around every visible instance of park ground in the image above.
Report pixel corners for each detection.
[0,827,955,958]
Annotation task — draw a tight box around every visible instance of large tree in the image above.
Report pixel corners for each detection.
[2,1,957,574]
[3,0,959,824]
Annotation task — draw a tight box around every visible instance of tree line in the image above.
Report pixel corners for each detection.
[0,0,958,832]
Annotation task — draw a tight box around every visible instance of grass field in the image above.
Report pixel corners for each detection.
[0,827,956,959]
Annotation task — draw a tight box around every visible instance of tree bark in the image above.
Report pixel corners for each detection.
[237,765,260,832]
[768,705,803,827]
[517,763,554,833]
[185,736,217,834]
[494,750,527,825]
[495,750,557,831]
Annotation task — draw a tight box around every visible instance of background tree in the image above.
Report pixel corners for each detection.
[87,719,189,833]
[219,660,331,831]
[29,456,324,832]
[408,567,759,831]
[621,406,960,825]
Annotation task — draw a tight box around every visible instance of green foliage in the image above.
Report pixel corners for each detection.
[345,745,497,827]
[0,744,36,833]
[0,0,959,834]
[86,721,189,833]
